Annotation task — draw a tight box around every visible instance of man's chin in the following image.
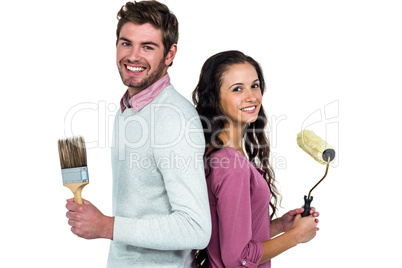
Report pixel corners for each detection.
[123,78,145,89]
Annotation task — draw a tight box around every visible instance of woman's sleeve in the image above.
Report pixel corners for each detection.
[211,156,263,267]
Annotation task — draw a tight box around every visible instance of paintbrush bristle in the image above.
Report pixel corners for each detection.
[58,136,87,169]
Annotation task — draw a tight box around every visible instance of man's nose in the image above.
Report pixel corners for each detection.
[127,46,142,62]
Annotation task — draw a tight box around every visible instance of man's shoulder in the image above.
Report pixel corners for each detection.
[159,85,193,105]
[154,85,198,117]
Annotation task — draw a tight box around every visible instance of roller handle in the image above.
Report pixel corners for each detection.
[302,195,313,217]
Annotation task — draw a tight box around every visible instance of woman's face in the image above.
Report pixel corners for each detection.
[219,62,262,128]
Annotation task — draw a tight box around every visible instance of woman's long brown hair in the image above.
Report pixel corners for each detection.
[192,50,281,218]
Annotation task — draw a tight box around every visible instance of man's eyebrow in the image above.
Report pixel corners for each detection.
[141,41,160,47]
[118,37,131,43]
[118,38,160,48]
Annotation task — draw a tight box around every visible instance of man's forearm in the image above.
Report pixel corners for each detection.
[100,216,115,240]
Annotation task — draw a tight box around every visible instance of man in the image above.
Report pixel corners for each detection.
[65,1,211,267]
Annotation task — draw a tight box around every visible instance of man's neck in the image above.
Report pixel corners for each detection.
[127,71,168,98]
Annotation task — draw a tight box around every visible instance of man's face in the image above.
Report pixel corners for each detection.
[116,22,173,96]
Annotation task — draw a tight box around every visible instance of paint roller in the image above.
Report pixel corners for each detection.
[297,130,336,217]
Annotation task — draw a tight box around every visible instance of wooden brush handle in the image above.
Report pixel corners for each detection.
[64,182,89,204]
[73,184,86,204]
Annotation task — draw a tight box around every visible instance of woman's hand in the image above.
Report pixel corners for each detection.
[290,213,318,243]
[261,207,320,263]
[279,207,320,233]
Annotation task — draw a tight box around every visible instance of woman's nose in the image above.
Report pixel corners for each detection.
[245,88,257,102]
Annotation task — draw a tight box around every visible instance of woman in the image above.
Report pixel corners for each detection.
[192,50,319,267]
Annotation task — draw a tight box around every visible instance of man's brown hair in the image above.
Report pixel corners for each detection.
[116,0,179,62]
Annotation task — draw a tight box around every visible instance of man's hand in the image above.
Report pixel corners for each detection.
[66,198,114,240]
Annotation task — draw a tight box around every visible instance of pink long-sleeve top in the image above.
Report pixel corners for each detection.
[205,147,271,268]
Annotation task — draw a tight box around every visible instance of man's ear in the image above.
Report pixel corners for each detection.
[165,44,178,66]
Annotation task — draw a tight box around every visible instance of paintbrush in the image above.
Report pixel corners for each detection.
[57,136,89,204]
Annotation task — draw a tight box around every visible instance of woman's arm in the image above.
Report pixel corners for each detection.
[270,218,283,238]
[270,207,319,238]
[210,153,265,267]
[260,213,318,264]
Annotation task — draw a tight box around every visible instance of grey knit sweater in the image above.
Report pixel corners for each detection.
[107,84,211,267]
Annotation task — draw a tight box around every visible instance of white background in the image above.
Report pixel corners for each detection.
[1,0,401,267]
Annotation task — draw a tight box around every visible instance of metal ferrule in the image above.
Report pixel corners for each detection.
[61,166,89,184]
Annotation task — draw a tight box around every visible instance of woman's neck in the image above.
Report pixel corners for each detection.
[218,124,246,156]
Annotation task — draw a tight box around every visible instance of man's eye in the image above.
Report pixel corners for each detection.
[122,42,130,47]
[144,46,154,50]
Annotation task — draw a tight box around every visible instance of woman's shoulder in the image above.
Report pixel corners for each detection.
[208,147,238,158]
[206,147,265,178]
[206,148,252,177]
[206,148,255,196]
[208,147,245,164]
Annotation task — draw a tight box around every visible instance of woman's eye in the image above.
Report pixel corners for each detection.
[233,87,242,92]
[251,83,260,89]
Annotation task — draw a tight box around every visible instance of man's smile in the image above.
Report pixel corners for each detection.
[126,65,146,73]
